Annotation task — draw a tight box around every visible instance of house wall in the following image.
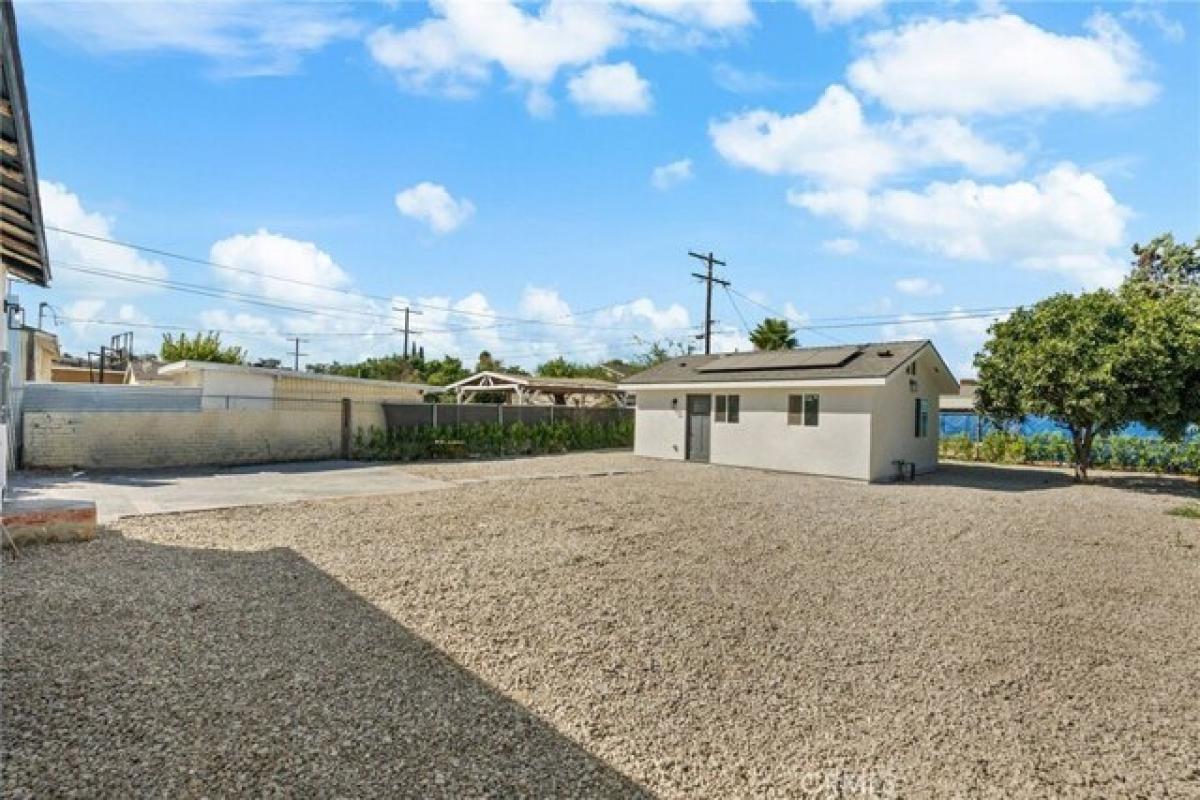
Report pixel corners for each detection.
[193,370,275,409]
[633,390,686,459]
[23,409,345,470]
[633,386,874,480]
[868,350,943,481]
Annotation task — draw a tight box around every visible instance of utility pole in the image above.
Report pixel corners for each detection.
[393,305,424,358]
[287,336,308,371]
[688,250,729,355]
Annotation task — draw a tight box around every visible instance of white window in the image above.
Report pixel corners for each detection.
[914,398,929,438]
[715,394,740,423]
[788,393,819,426]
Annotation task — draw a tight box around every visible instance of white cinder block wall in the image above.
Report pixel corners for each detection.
[23,409,345,470]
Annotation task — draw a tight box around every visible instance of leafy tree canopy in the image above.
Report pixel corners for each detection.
[1121,235,1200,440]
[160,332,245,365]
[1129,234,1200,291]
[975,231,1200,480]
[308,352,470,386]
[749,318,797,351]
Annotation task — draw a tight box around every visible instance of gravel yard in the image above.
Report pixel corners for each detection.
[3,453,1198,798]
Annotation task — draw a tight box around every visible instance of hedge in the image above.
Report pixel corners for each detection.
[355,418,634,461]
[940,431,1200,475]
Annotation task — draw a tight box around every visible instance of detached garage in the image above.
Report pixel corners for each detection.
[619,340,958,482]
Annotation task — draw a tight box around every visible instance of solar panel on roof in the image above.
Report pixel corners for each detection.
[695,346,862,372]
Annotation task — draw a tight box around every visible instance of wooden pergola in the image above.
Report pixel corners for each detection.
[440,371,626,406]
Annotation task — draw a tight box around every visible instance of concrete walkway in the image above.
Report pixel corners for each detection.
[9,461,450,523]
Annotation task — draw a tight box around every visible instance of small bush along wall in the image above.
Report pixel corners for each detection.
[355,418,634,461]
[940,431,1200,476]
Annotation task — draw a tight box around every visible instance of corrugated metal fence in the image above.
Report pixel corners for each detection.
[21,383,203,412]
[383,403,631,431]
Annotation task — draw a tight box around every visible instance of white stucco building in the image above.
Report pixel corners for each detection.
[620,341,957,482]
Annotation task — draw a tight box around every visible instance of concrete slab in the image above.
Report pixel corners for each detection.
[8,461,450,523]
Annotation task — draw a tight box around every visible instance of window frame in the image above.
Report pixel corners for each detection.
[714,394,740,424]
[914,398,929,438]
[788,393,820,427]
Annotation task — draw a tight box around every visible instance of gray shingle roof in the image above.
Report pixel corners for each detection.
[620,341,932,385]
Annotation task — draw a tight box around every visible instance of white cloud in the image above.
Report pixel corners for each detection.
[709,85,1021,189]
[38,180,169,297]
[596,297,691,333]
[519,286,574,321]
[651,158,694,190]
[366,0,751,112]
[394,182,476,234]
[55,299,152,354]
[797,0,886,27]
[791,163,1130,288]
[366,0,623,97]
[208,229,354,306]
[880,307,1010,369]
[568,62,653,114]
[1122,3,1185,43]
[821,238,860,255]
[20,1,359,76]
[895,277,943,296]
[711,63,785,94]
[783,302,809,325]
[623,0,754,30]
[847,12,1158,115]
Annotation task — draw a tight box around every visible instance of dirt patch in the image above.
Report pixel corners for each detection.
[4,456,1198,797]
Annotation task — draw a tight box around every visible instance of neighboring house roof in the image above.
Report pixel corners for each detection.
[0,0,50,285]
[158,360,436,392]
[441,371,623,394]
[621,340,958,392]
[940,378,979,412]
[125,357,169,384]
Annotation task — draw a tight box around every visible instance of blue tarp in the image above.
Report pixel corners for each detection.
[940,413,1181,442]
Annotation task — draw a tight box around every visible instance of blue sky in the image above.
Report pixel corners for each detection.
[13,0,1200,376]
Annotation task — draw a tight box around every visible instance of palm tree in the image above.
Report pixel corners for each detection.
[749,318,797,351]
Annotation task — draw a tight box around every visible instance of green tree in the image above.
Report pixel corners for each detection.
[475,350,502,373]
[535,356,610,379]
[749,318,797,351]
[423,356,469,386]
[1129,234,1200,291]
[975,291,1134,481]
[160,332,245,364]
[1121,234,1200,441]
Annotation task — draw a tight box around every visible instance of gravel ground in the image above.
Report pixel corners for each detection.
[4,454,1199,798]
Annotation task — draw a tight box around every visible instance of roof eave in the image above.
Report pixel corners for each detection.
[619,377,888,390]
[1,1,50,286]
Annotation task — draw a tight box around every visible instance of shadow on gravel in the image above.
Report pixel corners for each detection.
[2,536,651,798]
[929,462,1199,499]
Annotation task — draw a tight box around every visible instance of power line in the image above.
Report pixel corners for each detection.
[726,287,845,345]
[722,285,753,337]
[43,224,653,328]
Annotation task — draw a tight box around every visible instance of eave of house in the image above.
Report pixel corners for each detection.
[1,1,50,286]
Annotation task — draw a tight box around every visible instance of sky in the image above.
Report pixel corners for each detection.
[11,0,1200,377]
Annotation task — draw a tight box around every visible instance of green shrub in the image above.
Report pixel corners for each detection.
[943,428,1198,476]
[353,417,634,462]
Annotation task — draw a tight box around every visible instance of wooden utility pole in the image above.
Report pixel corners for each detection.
[393,306,423,357]
[287,336,308,371]
[688,250,729,355]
